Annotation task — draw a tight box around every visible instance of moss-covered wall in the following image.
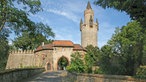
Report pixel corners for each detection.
[0,68,44,82]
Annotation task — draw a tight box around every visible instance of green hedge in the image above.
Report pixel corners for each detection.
[135,66,146,79]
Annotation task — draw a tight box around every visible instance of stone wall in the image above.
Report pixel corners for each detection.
[35,50,53,67]
[35,47,85,71]
[52,47,73,71]
[0,68,44,82]
[6,50,36,69]
[66,72,146,82]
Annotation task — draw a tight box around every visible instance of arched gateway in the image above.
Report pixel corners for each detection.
[36,40,85,71]
[57,56,69,70]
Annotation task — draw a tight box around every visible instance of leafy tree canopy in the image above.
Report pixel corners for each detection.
[12,23,55,50]
[0,29,9,70]
[67,45,100,73]
[0,0,42,32]
[85,45,100,73]
[0,0,55,50]
[67,52,86,73]
[0,0,55,70]
[99,21,145,75]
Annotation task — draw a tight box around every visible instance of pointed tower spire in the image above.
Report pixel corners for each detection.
[86,1,92,9]
[96,18,98,24]
[80,18,83,30]
[80,18,83,24]
[80,19,83,27]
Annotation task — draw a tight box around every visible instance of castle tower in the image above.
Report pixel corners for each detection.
[80,2,98,48]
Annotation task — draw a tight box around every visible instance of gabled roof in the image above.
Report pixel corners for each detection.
[35,40,85,52]
[73,44,85,51]
[36,44,53,51]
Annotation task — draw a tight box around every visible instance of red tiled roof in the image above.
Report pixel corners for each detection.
[53,40,74,47]
[73,44,85,51]
[35,44,53,52]
[35,40,85,52]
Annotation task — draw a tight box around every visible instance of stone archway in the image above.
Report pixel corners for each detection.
[57,56,69,70]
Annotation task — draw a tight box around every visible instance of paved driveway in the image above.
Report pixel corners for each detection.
[23,71,68,82]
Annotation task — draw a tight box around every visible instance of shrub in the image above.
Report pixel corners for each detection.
[135,66,146,79]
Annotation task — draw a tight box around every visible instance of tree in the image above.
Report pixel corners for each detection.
[99,45,114,74]
[0,0,55,70]
[0,0,55,50]
[67,46,100,73]
[12,23,55,50]
[0,29,9,71]
[67,52,86,73]
[94,0,146,28]
[101,21,145,75]
[0,0,42,32]
[84,45,100,73]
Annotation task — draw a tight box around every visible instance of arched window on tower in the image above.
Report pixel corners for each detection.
[89,15,93,27]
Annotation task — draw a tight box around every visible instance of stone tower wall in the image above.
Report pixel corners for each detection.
[84,9,94,24]
[6,50,36,69]
[81,3,98,48]
[81,23,98,48]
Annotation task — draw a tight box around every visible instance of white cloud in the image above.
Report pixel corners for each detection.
[46,9,79,23]
[29,13,51,24]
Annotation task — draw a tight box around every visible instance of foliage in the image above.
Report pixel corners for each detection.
[84,45,100,73]
[12,23,54,50]
[58,57,68,70]
[67,52,85,73]
[94,0,146,28]
[135,66,146,79]
[0,0,42,31]
[99,45,126,74]
[99,45,112,74]
[94,67,103,74]
[67,46,100,73]
[142,33,146,65]
[98,21,145,75]
[0,0,55,50]
[0,0,55,70]
[0,29,9,71]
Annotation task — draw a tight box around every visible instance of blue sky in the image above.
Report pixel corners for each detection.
[10,0,131,48]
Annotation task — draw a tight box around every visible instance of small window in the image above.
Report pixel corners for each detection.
[89,15,93,27]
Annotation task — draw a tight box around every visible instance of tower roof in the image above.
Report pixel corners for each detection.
[80,18,83,24]
[86,1,92,9]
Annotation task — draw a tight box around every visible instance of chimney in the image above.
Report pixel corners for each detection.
[42,42,44,46]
